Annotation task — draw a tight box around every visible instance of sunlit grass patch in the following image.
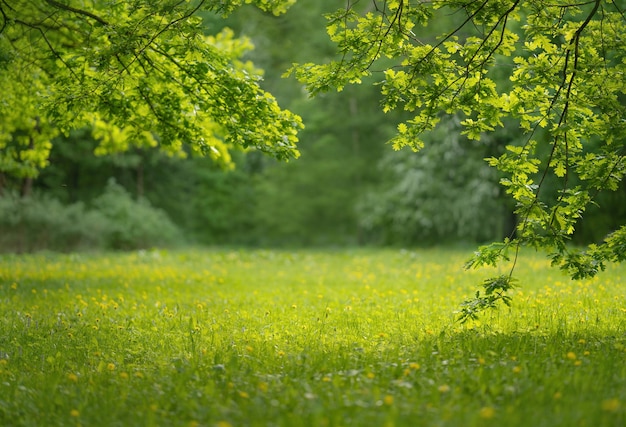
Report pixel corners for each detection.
[1,248,625,426]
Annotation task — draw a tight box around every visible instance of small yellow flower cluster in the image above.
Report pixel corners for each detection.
[601,398,620,412]
[479,406,496,419]
[438,384,450,393]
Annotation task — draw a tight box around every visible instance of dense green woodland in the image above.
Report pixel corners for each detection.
[2,0,626,261]
[0,1,489,249]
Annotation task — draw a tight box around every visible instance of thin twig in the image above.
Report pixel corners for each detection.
[43,0,108,26]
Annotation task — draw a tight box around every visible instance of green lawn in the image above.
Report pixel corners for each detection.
[1,248,625,426]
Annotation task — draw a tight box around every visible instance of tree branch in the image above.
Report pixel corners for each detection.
[43,0,109,26]
[0,3,7,34]
[13,17,80,80]
[121,0,206,72]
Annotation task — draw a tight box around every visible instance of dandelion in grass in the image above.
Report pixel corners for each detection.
[602,398,620,412]
[438,384,450,393]
[479,406,496,419]
[70,409,80,417]
[107,363,116,371]
[566,352,577,361]
[512,366,522,374]
[383,395,394,406]
[67,373,78,382]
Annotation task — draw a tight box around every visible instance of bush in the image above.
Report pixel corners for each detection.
[92,179,183,250]
[0,180,183,253]
[356,118,505,245]
[0,192,103,252]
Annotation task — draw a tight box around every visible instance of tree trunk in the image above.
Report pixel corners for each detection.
[137,160,144,199]
[21,177,33,198]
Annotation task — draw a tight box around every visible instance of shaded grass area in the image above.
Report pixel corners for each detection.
[0,248,625,426]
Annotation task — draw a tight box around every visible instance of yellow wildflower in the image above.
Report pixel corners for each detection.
[479,406,496,419]
[438,384,450,393]
[602,398,620,412]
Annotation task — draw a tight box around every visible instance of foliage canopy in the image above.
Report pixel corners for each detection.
[287,0,626,319]
[0,0,301,178]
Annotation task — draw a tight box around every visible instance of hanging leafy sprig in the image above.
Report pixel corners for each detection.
[289,0,626,321]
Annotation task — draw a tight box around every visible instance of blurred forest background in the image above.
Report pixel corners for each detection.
[1,0,625,252]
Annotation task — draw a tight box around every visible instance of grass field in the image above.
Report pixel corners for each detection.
[1,248,625,426]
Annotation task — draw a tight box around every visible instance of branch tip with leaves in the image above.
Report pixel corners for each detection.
[457,275,518,324]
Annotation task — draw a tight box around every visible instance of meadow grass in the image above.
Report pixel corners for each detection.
[0,248,625,426]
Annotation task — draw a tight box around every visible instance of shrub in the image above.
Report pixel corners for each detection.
[92,179,183,250]
[0,192,102,252]
[0,181,183,253]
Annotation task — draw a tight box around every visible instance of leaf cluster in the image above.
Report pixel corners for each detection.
[0,0,302,178]
[457,274,517,323]
[289,0,626,318]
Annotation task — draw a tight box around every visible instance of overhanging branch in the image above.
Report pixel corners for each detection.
[43,0,109,26]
